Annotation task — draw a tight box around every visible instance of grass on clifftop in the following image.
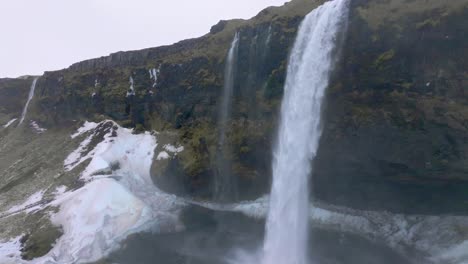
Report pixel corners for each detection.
[357,0,468,29]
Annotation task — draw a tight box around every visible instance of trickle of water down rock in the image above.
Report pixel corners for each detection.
[215,32,240,202]
[18,77,38,125]
[262,0,350,263]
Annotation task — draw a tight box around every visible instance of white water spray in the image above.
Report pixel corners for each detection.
[262,1,349,263]
[18,77,38,125]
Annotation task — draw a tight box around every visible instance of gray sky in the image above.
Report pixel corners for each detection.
[0,0,288,78]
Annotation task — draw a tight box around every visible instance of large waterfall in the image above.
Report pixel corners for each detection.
[18,77,39,125]
[215,32,240,202]
[262,1,349,264]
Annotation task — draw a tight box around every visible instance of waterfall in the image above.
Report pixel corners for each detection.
[262,1,349,264]
[214,32,240,202]
[18,77,39,125]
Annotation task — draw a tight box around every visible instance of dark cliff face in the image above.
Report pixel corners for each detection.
[0,77,32,124]
[29,0,324,202]
[16,0,468,213]
[315,0,468,214]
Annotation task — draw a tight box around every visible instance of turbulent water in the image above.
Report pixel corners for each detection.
[215,32,240,202]
[262,1,350,264]
[18,78,38,125]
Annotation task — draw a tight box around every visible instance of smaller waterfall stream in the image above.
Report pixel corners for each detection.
[214,32,240,202]
[18,77,39,125]
[262,0,350,263]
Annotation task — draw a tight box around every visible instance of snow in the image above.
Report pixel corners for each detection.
[3,118,17,128]
[39,120,185,262]
[64,135,94,171]
[30,121,47,134]
[71,121,99,139]
[53,186,68,197]
[0,236,23,264]
[164,144,184,153]
[149,67,160,88]
[157,151,170,160]
[48,179,153,263]
[156,144,183,161]
[75,121,155,182]
[126,76,135,97]
[7,190,45,215]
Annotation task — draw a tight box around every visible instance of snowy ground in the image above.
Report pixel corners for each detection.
[0,120,186,263]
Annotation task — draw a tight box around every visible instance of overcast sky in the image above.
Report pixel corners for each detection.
[0,0,288,78]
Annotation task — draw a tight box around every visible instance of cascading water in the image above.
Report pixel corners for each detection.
[214,32,240,202]
[262,1,349,264]
[18,77,39,125]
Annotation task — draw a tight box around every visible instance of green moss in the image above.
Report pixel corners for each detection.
[373,49,395,69]
[134,123,145,134]
[357,0,468,30]
[21,222,63,260]
[416,18,441,29]
[178,121,216,177]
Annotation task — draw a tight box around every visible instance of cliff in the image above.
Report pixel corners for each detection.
[2,0,467,214]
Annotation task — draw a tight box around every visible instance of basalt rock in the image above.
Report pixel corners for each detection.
[8,0,468,214]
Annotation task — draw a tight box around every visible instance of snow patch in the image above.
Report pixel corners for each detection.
[156,144,183,161]
[7,190,45,215]
[164,144,184,154]
[149,67,160,88]
[156,151,170,160]
[126,76,135,97]
[49,179,153,263]
[0,236,23,264]
[53,186,68,197]
[71,121,99,139]
[3,118,17,128]
[44,120,186,262]
[64,134,95,171]
[30,121,47,134]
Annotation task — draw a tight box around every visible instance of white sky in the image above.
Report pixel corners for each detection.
[0,0,289,78]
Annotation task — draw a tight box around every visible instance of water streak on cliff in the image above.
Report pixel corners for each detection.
[214,32,240,202]
[18,78,39,125]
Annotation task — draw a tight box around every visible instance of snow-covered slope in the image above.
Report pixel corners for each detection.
[0,121,186,263]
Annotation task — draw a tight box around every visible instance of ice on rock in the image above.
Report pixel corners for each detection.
[49,178,153,263]
[0,236,23,264]
[30,121,47,134]
[164,144,184,153]
[6,190,45,215]
[157,151,170,160]
[126,76,135,97]
[3,118,17,128]
[71,121,99,139]
[33,120,186,263]
[149,67,160,88]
